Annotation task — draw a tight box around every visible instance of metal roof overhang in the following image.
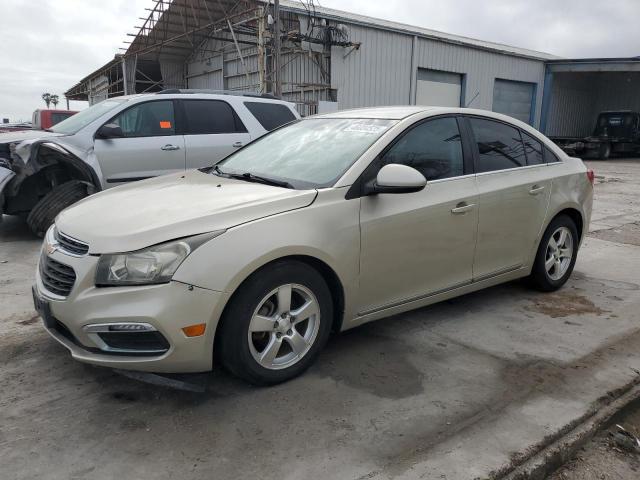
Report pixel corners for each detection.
[546,57,640,73]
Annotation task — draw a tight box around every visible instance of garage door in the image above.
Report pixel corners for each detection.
[416,69,462,107]
[493,79,535,124]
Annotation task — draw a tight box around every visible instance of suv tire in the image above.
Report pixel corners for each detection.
[27,180,89,237]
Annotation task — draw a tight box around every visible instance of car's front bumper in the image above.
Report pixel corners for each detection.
[34,247,228,373]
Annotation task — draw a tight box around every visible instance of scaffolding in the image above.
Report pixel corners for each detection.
[65,0,358,114]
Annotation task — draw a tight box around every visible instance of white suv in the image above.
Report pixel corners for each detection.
[0,90,299,236]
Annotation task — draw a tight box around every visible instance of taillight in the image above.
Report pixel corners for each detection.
[586,169,595,185]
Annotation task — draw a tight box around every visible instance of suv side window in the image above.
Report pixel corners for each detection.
[469,117,527,172]
[380,117,464,181]
[112,100,175,137]
[244,102,297,131]
[521,131,544,165]
[182,100,247,134]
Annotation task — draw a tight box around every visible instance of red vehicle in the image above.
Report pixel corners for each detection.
[32,109,78,130]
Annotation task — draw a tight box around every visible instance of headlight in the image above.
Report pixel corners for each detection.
[95,231,224,286]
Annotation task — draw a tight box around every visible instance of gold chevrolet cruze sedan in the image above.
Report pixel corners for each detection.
[33,107,594,384]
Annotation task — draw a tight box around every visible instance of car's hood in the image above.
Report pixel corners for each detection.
[0,129,64,144]
[55,169,318,253]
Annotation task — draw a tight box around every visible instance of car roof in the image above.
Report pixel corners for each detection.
[119,91,294,105]
[311,106,526,122]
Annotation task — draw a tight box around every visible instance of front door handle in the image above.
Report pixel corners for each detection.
[161,144,180,151]
[529,184,545,195]
[232,142,243,148]
[451,202,476,215]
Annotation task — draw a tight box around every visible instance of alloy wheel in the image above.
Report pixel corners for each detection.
[247,284,321,370]
[545,226,574,281]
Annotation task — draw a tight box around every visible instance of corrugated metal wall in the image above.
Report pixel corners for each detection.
[331,24,546,126]
[546,72,640,137]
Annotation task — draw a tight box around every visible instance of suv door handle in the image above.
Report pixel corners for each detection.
[529,184,545,195]
[451,202,476,215]
[232,142,243,148]
[161,144,180,151]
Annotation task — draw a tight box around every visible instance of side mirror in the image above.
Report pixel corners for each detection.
[96,123,124,139]
[365,164,427,195]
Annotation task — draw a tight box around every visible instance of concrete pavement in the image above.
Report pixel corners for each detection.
[1,159,639,480]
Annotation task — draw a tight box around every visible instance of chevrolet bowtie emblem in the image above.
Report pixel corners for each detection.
[46,242,57,255]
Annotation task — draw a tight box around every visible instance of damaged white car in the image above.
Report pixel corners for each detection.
[0,90,299,236]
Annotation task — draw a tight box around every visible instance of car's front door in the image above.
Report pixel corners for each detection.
[94,99,185,187]
[358,116,478,315]
[464,116,552,280]
[180,99,252,169]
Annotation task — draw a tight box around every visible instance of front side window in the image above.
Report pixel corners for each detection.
[521,131,544,165]
[469,117,527,172]
[380,117,464,181]
[217,118,397,189]
[111,100,175,137]
[244,101,297,131]
[182,100,246,134]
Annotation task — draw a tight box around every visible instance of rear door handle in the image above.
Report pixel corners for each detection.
[451,202,476,215]
[232,142,243,148]
[161,144,180,151]
[529,184,545,195]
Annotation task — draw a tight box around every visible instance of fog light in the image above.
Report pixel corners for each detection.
[182,323,206,337]
[109,324,153,332]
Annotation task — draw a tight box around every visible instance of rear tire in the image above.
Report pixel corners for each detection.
[528,215,579,292]
[26,180,89,237]
[598,142,611,160]
[218,260,333,385]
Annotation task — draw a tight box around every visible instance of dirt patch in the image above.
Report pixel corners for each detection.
[589,222,640,247]
[526,291,608,318]
[549,404,640,479]
[17,315,39,326]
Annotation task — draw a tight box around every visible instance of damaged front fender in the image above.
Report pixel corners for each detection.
[1,138,102,216]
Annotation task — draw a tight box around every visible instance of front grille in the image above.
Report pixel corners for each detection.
[40,256,76,297]
[55,229,89,256]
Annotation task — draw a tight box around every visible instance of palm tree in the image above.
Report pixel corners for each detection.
[51,94,59,109]
[42,93,51,108]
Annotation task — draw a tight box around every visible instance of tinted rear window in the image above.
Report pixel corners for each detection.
[244,102,296,131]
[469,118,527,172]
[183,100,246,134]
[545,146,560,163]
[521,131,544,165]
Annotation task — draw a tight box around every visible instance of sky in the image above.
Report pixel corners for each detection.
[1,0,638,121]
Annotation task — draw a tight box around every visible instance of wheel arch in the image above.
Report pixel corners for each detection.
[213,254,346,358]
[3,142,100,215]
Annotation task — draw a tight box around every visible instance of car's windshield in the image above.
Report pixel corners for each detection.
[50,99,127,135]
[216,117,398,189]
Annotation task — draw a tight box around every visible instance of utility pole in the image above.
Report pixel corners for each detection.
[273,0,282,98]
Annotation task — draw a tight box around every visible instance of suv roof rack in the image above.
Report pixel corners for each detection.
[157,89,278,99]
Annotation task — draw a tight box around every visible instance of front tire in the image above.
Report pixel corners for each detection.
[528,215,579,292]
[218,260,333,385]
[26,180,89,237]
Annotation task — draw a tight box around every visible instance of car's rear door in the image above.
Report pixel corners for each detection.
[358,116,478,315]
[180,99,251,169]
[93,99,185,187]
[464,116,553,280]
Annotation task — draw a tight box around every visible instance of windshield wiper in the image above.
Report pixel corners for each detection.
[212,165,293,189]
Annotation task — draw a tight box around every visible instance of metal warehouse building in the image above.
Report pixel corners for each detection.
[65,0,640,137]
